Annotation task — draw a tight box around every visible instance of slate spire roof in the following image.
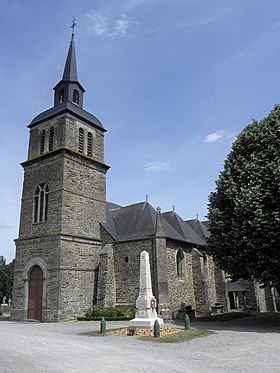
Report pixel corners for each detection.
[102,201,207,246]
[55,32,85,94]
[29,30,105,132]
[62,34,78,82]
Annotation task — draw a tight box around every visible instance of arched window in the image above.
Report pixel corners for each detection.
[40,130,46,155]
[49,126,54,152]
[73,89,79,105]
[78,127,84,153]
[34,184,49,223]
[59,89,64,103]
[87,132,93,156]
[176,249,184,278]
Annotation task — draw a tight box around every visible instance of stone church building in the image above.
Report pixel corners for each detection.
[11,33,278,322]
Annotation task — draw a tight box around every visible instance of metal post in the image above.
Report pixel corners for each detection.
[154,319,160,338]
[100,317,106,335]
[184,314,190,330]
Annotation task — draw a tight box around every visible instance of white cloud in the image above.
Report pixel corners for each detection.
[0,220,11,230]
[86,11,132,38]
[144,161,170,172]
[114,14,130,36]
[204,131,224,143]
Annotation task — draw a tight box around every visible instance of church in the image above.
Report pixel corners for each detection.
[11,31,278,322]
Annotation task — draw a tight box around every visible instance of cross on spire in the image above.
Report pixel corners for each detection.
[71,17,76,36]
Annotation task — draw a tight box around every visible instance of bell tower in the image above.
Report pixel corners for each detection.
[11,24,109,322]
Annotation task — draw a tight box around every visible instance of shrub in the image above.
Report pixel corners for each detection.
[78,306,135,321]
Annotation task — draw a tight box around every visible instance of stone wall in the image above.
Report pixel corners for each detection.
[11,235,60,321]
[19,153,64,238]
[192,252,210,316]
[100,225,114,247]
[204,254,217,306]
[61,151,107,239]
[165,240,195,313]
[96,244,116,308]
[58,238,101,319]
[13,111,107,322]
[11,235,101,321]
[214,267,229,310]
[113,240,153,307]
[28,114,105,165]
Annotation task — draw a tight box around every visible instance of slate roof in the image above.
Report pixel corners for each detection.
[102,202,206,246]
[162,211,206,246]
[202,220,210,230]
[28,100,105,131]
[186,219,210,240]
[227,282,247,292]
[62,35,78,82]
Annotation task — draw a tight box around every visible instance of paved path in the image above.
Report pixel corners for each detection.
[0,315,280,373]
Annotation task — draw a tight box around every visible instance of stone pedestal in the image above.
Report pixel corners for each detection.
[129,251,163,329]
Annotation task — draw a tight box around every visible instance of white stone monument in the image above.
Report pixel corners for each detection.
[1,296,7,307]
[129,250,164,328]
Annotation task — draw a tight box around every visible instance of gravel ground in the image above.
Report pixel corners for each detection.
[0,318,280,373]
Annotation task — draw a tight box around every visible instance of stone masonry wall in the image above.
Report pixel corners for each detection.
[204,254,217,306]
[113,240,153,308]
[28,114,105,165]
[11,236,61,321]
[11,235,102,321]
[100,225,114,247]
[19,154,64,238]
[236,279,258,310]
[58,238,101,320]
[192,252,210,316]
[165,241,195,313]
[214,266,229,310]
[62,152,107,239]
[96,244,116,308]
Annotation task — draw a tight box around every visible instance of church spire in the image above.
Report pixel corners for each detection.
[53,19,85,108]
[62,33,78,82]
[62,18,78,82]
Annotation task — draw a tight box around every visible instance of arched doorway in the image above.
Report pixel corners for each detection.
[27,265,43,320]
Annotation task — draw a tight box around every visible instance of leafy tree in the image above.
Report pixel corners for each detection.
[0,258,14,301]
[208,105,280,296]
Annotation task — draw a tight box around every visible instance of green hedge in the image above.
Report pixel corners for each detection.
[78,305,134,321]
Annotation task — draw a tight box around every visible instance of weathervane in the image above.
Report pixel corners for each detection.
[71,17,76,36]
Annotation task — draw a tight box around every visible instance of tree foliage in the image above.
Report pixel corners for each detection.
[208,105,280,293]
[0,257,14,301]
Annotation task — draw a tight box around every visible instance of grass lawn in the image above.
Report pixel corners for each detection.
[81,328,213,343]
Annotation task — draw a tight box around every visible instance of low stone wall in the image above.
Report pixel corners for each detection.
[0,306,11,315]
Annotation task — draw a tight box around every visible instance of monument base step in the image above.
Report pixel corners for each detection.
[129,317,164,329]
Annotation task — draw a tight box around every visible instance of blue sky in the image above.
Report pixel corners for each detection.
[1,0,280,262]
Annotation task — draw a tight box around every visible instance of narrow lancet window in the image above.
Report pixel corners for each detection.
[49,126,54,152]
[176,249,184,278]
[87,132,93,156]
[59,89,64,103]
[73,89,79,105]
[34,184,49,223]
[78,127,84,153]
[40,130,46,155]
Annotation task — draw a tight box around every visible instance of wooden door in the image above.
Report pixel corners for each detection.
[27,266,43,320]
